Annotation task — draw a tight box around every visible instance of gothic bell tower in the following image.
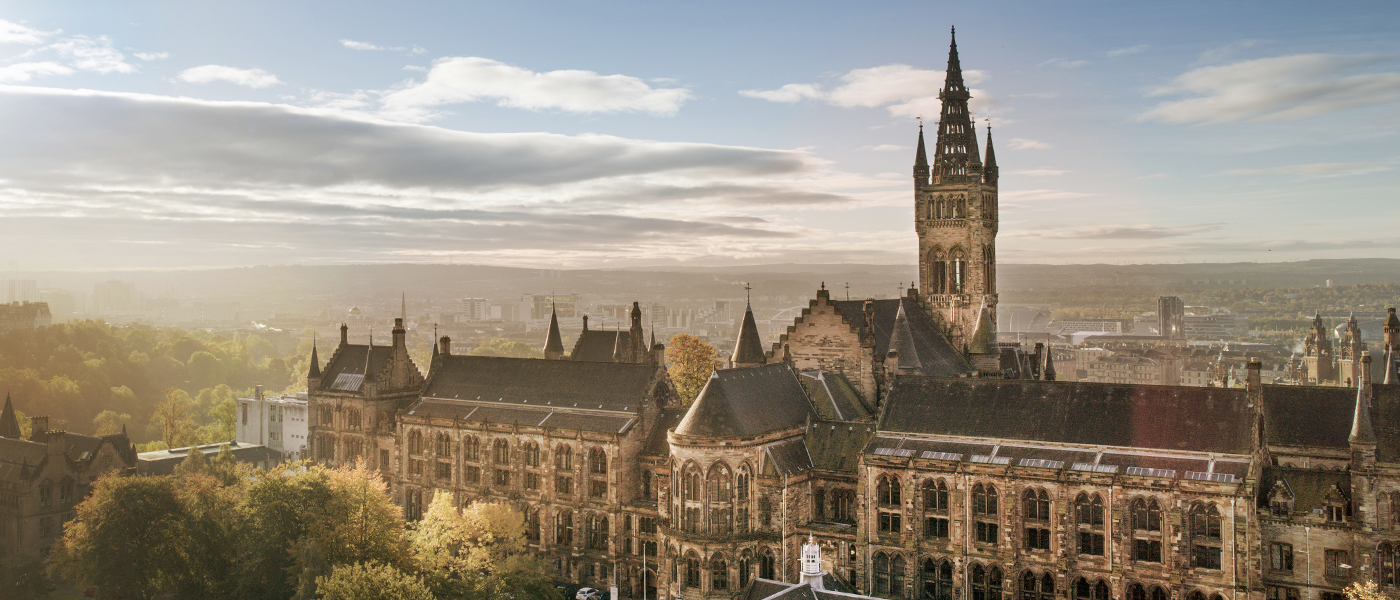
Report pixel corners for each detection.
[915,27,999,350]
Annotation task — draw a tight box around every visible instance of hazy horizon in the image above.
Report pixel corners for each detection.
[1,1,1397,271]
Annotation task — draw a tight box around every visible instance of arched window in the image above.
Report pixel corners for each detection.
[587,514,608,550]
[924,559,953,600]
[1074,578,1110,600]
[526,508,541,543]
[1381,542,1398,587]
[1151,587,1168,600]
[891,555,907,598]
[1021,571,1054,600]
[589,447,607,475]
[555,445,573,470]
[879,475,902,506]
[874,553,891,596]
[1191,503,1223,569]
[1129,583,1146,600]
[759,547,776,580]
[760,496,773,529]
[971,564,1001,600]
[462,435,480,461]
[1024,488,1050,550]
[1075,493,1105,556]
[685,552,700,589]
[973,483,999,544]
[408,430,423,454]
[492,439,510,465]
[708,463,732,502]
[833,489,856,523]
[522,442,540,467]
[1131,498,1163,562]
[712,555,728,591]
[434,433,450,455]
[1391,492,1400,528]
[737,466,751,500]
[925,479,949,512]
[641,469,653,500]
[555,511,573,546]
[739,550,752,586]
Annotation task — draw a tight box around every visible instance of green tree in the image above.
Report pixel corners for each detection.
[412,495,559,600]
[315,562,433,600]
[175,446,207,477]
[49,475,184,600]
[313,462,411,570]
[151,388,197,449]
[169,473,245,600]
[0,551,50,600]
[92,410,131,436]
[667,333,719,404]
[292,539,330,600]
[468,338,544,359]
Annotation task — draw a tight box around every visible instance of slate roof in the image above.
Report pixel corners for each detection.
[137,442,280,476]
[0,430,136,483]
[319,344,394,392]
[765,437,814,477]
[572,330,630,362]
[743,577,872,600]
[0,395,19,438]
[800,371,872,422]
[805,420,876,473]
[880,377,1253,455]
[1264,383,1400,461]
[643,408,687,457]
[1258,466,1351,513]
[675,363,816,439]
[406,354,659,434]
[733,305,767,364]
[831,298,968,376]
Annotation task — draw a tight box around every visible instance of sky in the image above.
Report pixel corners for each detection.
[0,0,1398,271]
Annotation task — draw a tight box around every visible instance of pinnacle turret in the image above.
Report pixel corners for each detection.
[731,303,766,368]
[0,394,19,439]
[544,305,565,360]
[914,123,929,184]
[984,126,998,185]
[307,340,321,379]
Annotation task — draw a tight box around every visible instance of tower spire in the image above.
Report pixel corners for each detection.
[731,302,766,368]
[307,337,321,379]
[544,303,565,360]
[914,121,930,184]
[934,26,975,181]
[0,393,20,439]
[984,121,999,185]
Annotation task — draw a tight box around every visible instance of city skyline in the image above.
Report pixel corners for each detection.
[0,1,1397,270]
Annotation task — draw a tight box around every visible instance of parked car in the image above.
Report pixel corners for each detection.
[576,587,605,600]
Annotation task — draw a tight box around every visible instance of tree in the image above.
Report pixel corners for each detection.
[49,475,184,600]
[667,333,719,404]
[468,338,544,359]
[315,562,433,600]
[151,388,197,449]
[92,410,131,436]
[1345,581,1384,600]
[235,464,335,600]
[0,551,50,600]
[313,462,411,570]
[169,473,245,600]
[411,495,559,600]
[292,539,330,600]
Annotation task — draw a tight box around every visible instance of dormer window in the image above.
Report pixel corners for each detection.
[1324,487,1350,524]
[1269,482,1294,516]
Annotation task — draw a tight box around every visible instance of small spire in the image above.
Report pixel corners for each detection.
[544,304,565,359]
[914,121,930,183]
[307,337,321,379]
[1350,354,1376,444]
[363,327,376,382]
[887,302,922,375]
[1042,346,1057,381]
[0,393,20,439]
[944,26,965,92]
[1384,345,1397,385]
[730,303,766,367]
[984,122,999,184]
[612,330,626,362]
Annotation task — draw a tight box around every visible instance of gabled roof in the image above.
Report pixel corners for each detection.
[319,344,394,392]
[881,377,1253,455]
[831,298,968,376]
[406,354,661,434]
[805,420,876,473]
[799,371,871,422]
[572,330,629,362]
[675,363,815,439]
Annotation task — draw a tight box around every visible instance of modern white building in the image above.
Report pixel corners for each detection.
[236,386,309,461]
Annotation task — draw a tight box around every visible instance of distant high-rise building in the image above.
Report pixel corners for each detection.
[1158,296,1185,339]
[94,280,137,314]
[0,279,38,304]
[38,289,76,321]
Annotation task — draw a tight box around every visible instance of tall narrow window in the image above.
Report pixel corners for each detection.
[1024,488,1050,550]
[924,559,953,600]
[973,483,999,545]
[1131,498,1163,562]
[1076,493,1105,556]
[925,479,950,539]
[1190,503,1223,569]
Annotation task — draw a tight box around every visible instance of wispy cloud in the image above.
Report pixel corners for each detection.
[1215,162,1392,178]
[739,64,996,119]
[1139,53,1400,123]
[177,65,281,88]
[1006,223,1222,240]
[1038,58,1088,69]
[379,57,693,121]
[134,51,169,61]
[1107,44,1148,58]
[0,19,60,45]
[341,39,390,51]
[1007,138,1050,150]
[39,35,134,74]
[0,62,73,83]
[1197,40,1258,66]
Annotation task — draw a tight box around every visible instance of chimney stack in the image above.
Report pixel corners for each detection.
[439,336,452,356]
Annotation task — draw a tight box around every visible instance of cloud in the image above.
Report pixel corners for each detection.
[1139,53,1400,124]
[134,51,169,61]
[1196,40,1258,66]
[1038,58,1088,69]
[1107,44,1148,58]
[43,35,134,74]
[1007,138,1050,150]
[341,39,389,51]
[177,65,281,88]
[410,45,427,55]
[1012,169,1067,176]
[0,86,852,267]
[1215,162,1391,178]
[379,57,693,121]
[1006,223,1222,240]
[402,65,427,72]
[998,189,1091,202]
[0,19,59,44]
[739,64,995,119]
[0,62,73,83]
[860,144,908,152]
